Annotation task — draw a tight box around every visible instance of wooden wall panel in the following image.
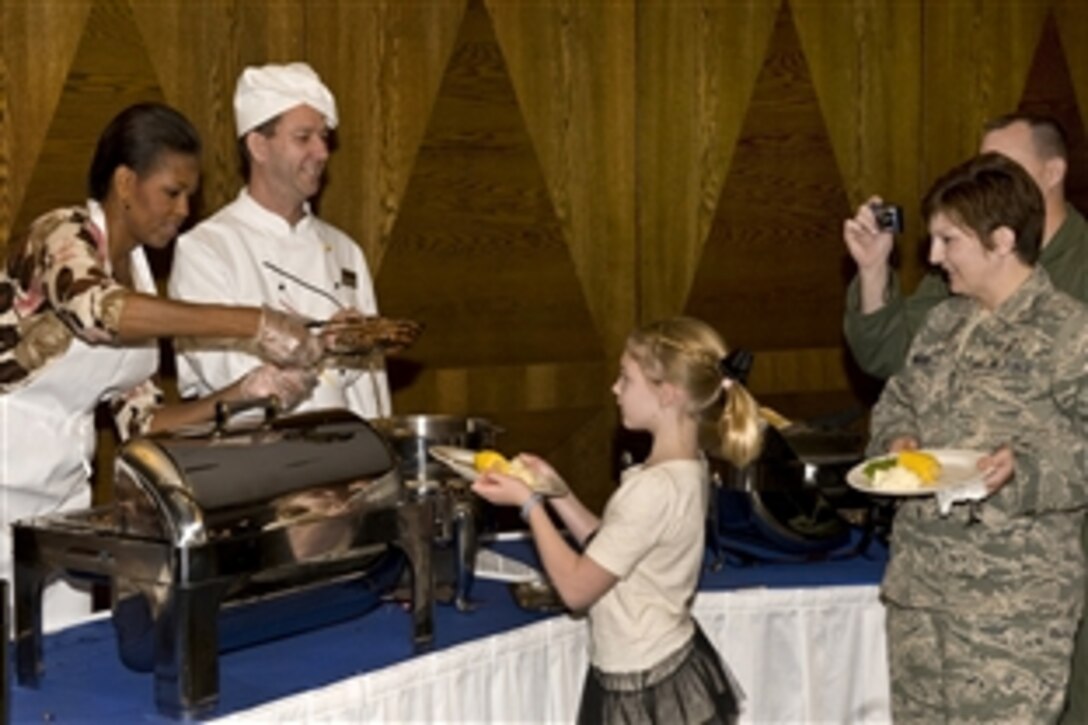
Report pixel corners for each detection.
[682,1,860,420]
[792,0,921,282]
[236,0,306,63]
[921,2,1049,190]
[0,0,93,240]
[306,0,465,271]
[1057,0,1088,121]
[637,0,780,323]
[13,0,167,235]
[490,0,636,357]
[1028,10,1088,218]
[129,0,238,218]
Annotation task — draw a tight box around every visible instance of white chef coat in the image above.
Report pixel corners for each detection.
[0,200,159,631]
[168,189,390,418]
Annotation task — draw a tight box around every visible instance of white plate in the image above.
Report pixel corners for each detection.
[428,445,479,480]
[428,445,568,497]
[846,448,986,496]
[474,548,545,584]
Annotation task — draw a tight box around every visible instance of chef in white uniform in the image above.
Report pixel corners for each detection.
[169,62,390,418]
[0,103,319,631]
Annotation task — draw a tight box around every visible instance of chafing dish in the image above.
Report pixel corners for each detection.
[373,414,500,485]
[13,408,434,719]
[372,414,500,611]
[705,420,879,566]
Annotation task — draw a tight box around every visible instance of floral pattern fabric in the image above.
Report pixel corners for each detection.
[0,205,161,437]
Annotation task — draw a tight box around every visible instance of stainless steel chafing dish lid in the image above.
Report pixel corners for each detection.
[115,410,397,544]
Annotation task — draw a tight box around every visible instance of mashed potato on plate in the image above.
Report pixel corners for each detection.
[865,450,942,492]
[870,466,927,492]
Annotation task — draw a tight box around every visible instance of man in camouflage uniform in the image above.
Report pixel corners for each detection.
[843,113,1088,378]
[868,153,1088,723]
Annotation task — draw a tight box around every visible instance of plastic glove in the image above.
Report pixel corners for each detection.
[254,306,323,367]
[239,364,319,411]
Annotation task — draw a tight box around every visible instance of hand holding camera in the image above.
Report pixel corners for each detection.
[870,202,904,235]
[843,196,903,273]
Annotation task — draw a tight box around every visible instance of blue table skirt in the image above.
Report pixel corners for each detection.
[9,532,886,723]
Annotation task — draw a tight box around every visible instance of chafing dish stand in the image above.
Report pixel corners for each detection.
[13,409,435,719]
[2,578,9,725]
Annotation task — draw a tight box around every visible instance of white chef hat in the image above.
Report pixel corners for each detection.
[233,62,339,137]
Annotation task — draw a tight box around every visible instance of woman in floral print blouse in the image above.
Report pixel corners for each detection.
[0,103,321,629]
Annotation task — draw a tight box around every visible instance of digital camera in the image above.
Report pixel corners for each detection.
[871,203,904,234]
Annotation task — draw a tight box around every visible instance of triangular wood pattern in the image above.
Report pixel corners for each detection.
[129,0,238,217]
[0,45,8,243]
[637,0,781,323]
[12,0,164,234]
[307,0,467,273]
[483,1,635,511]
[686,1,851,352]
[921,1,1050,188]
[490,1,637,357]
[1018,10,1088,216]
[377,0,601,369]
[1054,0,1088,137]
[790,0,921,240]
[0,0,93,243]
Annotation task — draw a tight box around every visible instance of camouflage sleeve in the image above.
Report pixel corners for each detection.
[867,368,922,457]
[10,207,127,342]
[110,378,164,440]
[844,270,950,379]
[1002,313,1088,515]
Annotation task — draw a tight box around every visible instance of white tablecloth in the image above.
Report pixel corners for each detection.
[215,584,891,723]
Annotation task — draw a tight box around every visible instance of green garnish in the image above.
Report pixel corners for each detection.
[863,457,897,479]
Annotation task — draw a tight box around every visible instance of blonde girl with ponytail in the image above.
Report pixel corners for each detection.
[473,316,753,724]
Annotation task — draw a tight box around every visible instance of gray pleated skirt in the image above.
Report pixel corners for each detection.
[576,623,743,725]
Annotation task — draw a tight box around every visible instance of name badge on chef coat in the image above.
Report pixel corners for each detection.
[341,269,357,289]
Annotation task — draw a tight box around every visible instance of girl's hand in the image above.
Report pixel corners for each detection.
[514,453,571,498]
[888,436,919,453]
[471,470,534,508]
[978,444,1015,493]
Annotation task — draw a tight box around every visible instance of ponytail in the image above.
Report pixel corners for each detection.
[626,316,767,468]
[717,380,763,468]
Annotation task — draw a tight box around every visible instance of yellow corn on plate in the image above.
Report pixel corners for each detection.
[474,450,510,474]
[897,451,942,484]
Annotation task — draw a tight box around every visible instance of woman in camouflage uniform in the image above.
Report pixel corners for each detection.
[869,152,1088,724]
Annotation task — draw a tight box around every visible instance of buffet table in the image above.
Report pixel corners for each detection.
[9,537,890,723]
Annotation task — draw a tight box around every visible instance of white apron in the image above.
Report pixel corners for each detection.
[0,204,158,631]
